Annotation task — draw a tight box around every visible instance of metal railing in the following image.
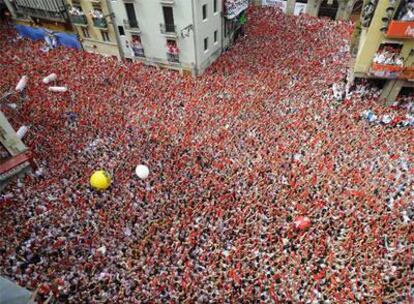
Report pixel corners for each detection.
[167,52,179,63]
[132,47,145,58]
[15,6,68,22]
[123,19,140,30]
[71,14,88,25]
[160,23,177,34]
[92,17,107,28]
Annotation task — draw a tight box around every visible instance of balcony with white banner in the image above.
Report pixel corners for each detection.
[224,0,249,19]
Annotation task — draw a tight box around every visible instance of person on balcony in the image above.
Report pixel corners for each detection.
[131,37,143,57]
[167,41,179,62]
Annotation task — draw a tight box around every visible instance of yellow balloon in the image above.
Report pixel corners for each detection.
[90,170,111,191]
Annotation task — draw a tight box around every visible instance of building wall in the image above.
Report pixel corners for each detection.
[109,0,139,60]
[108,0,223,75]
[192,0,223,74]
[0,111,27,156]
[4,0,73,33]
[257,0,360,20]
[354,0,401,73]
[110,0,196,70]
[67,0,120,58]
[352,0,414,103]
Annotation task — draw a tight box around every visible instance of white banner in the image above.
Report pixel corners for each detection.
[225,0,249,19]
[262,0,286,10]
[294,2,306,15]
[262,0,307,15]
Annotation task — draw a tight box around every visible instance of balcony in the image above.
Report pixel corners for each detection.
[93,17,107,28]
[132,47,145,58]
[167,52,179,63]
[386,21,414,39]
[16,7,67,22]
[123,19,141,33]
[70,14,88,26]
[160,23,177,37]
[224,0,249,19]
[370,63,403,79]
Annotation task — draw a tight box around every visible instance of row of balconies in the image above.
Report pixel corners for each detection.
[71,14,178,38]
[84,0,175,4]
[132,47,180,63]
[71,14,108,28]
[370,63,414,80]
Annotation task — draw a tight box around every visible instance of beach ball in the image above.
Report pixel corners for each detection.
[135,165,149,180]
[294,216,311,231]
[90,170,111,190]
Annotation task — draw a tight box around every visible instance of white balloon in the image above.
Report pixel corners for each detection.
[135,165,149,179]
[42,73,57,84]
[15,76,28,92]
[48,86,67,93]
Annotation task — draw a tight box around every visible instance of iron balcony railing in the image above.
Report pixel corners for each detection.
[15,7,68,22]
[160,23,177,35]
[93,17,107,28]
[71,14,88,25]
[123,19,140,31]
[132,47,145,58]
[167,52,179,63]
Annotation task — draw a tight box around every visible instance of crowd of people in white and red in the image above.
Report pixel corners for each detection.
[0,6,413,303]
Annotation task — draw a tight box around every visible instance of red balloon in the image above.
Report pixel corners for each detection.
[294,216,311,230]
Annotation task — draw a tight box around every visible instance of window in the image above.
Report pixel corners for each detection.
[167,39,179,62]
[131,35,144,57]
[118,26,125,36]
[101,30,110,42]
[202,4,207,20]
[81,27,90,38]
[125,3,138,28]
[214,30,218,43]
[163,6,175,32]
[204,37,208,51]
[213,0,217,13]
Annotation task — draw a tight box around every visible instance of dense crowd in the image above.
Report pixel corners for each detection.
[0,7,413,303]
[398,0,414,21]
[373,45,404,66]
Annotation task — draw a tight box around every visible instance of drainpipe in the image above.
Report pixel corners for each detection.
[105,0,124,60]
[191,0,199,76]
[221,0,225,52]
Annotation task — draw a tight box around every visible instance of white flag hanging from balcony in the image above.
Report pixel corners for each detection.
[225,0,249,19]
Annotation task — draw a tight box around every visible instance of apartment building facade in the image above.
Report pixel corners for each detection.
[256,0,362,21]
[352,0,414,103]
[107,0,248,75]
[3,0,248,75]
[4,0,74,32]
[67,0,120,58]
